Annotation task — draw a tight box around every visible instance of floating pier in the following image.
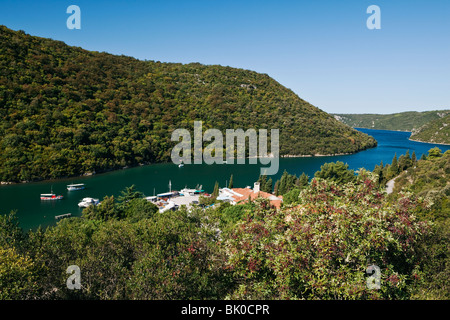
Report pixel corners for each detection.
[55,213,72,220]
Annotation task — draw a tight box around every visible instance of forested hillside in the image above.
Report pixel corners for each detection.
[410,114,450,145]
[389,149,450,299]
[0,26,376,182]
[333,110,450,132]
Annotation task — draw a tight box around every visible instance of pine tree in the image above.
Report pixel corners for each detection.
[228,174,234,189]
[212,181,219,198]
[265,178,273,193]
[389,153,399,178]
[411,151,417,163]
[296,173,309,188]
[258,175,267,187]
[117,185,143,203]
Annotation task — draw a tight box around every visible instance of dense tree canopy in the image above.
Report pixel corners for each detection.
[0,25,376,182]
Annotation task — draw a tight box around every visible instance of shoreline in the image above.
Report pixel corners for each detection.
[281,152,352,158]
[354,127,412,133]
[0,150,362,186]
[408,138,450,146]
[355,127,450,146]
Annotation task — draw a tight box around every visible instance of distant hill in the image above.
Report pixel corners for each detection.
[333,110,450,132]
[0,26,376,182]
[410,114,450,145]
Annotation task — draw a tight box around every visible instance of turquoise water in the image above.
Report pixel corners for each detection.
[1,128,449,231]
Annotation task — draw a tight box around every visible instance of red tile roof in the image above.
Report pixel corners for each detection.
[230,188,283,209]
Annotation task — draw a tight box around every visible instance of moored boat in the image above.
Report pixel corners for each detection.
[78,197,100,208]
[67,183,85,191]
[40,193,63,200]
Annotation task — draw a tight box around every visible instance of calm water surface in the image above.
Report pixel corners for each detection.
[1,128,449,230]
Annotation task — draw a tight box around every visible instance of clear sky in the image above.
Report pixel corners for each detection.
[1,0,449,114]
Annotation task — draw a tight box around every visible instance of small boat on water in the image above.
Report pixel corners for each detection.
[78,197,100,208]
[67,183,85,191]
[178,163,184,168]
[40,193,63,200]
[40,187,63,200]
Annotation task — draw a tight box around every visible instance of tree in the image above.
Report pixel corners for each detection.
[388,153,399,178]
[398,151,412,171]
[258,175,273,193]
[117,185,143,204]
[228,175,234,189]
[411,151,417,164]
[274,180,280,196]
[274,171,299,196]
[82,195,121,221]
[265,178,273,193]
[282,188,301,205]
[122,198,158,222]
[0,211,25,249]
[0,246,39,299]
[427,147,443,159]
[314,161,355,184]
[212,181,219,198]
[296,173,309,189]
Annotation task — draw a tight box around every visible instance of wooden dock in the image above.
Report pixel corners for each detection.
[55,213,72,220]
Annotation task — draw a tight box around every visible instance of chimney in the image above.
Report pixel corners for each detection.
[253,182,260,193]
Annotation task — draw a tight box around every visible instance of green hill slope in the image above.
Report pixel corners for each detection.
[390,149,450,299]
[333,110,450,132]
[0,26,376,182]
[410,114,450,145]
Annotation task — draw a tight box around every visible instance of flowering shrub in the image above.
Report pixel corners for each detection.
[223,170,430,299]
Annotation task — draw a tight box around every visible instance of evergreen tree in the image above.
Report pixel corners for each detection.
[274,180,280,196]
[314,162,355,184]
[212,181,219,198]
[228,174,234,189]
[265,178,273,193]
[398,151,412,172]
[296,173,309,188]
[117,185,143,204]
[427,147,443,159]
[388,153,399,178]
[258,175,267,189]
[258,175,273,193]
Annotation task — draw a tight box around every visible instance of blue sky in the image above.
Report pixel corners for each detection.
[1,0,449,114]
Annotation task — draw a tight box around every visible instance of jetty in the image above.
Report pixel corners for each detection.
[55,213,72,220]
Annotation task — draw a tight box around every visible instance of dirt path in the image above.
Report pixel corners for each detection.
[386,177,397,194]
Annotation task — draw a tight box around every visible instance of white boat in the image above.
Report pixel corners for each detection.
[78,197,100,208]
[40,187,63,200]
[178,163,184,168]
[40,193,63,200]
[67,183,85,191]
